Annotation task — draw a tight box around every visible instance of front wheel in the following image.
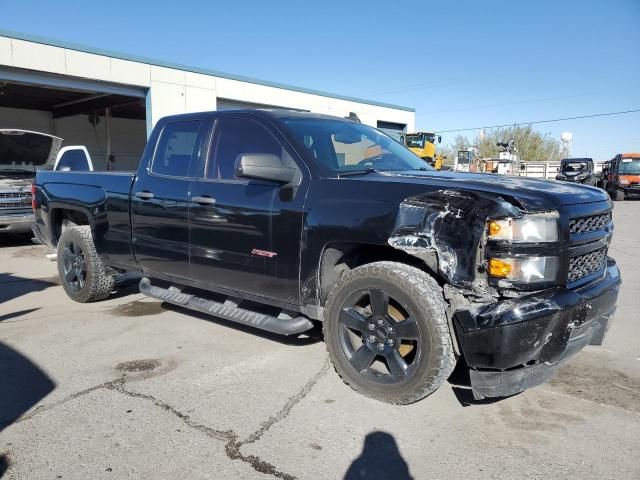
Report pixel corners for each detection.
[57,225,115,302]
[323,261,455,404]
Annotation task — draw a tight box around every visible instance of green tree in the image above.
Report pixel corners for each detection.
[441,125,564,163]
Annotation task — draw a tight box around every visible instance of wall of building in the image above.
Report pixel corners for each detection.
[0,34,415,135]
[0,107,146,170]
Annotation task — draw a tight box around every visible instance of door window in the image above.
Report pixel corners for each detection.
[152,121,202,177]
[208,118,286,179]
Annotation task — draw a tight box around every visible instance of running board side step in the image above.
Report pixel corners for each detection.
[139,277,314,336]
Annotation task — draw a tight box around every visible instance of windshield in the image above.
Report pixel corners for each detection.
[405,133,436,149]
[562,162,589,172]
[619,158,640,174]
[283,118,432,174]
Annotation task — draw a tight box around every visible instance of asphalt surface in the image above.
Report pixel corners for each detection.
[1,202,639,480]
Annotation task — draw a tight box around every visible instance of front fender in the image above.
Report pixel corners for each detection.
[388,189,522,287]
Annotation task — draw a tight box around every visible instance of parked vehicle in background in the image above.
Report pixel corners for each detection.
[0,129,62,234]
[601,153,640,200]
[403,131,444,169]
[556,158,596,186]
[33,110,620,404]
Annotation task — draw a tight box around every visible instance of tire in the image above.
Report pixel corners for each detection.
[323,261,455,405]
[57,225,115,302]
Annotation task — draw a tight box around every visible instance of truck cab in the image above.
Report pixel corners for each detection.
[602,153,640,200]
[404,131,442,168]
[556,157,596,186]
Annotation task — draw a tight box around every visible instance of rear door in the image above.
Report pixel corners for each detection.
[131,118,208,279]
[188,115,307,305]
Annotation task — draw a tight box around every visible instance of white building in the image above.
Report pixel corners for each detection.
[0,29,415,170]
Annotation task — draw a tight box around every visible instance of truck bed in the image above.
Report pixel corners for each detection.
[34,170,137,270]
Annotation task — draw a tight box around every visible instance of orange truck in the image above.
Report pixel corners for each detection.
[601,153,640,200]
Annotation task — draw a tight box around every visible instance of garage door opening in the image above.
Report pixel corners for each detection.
[0,69,147,171]
[377,120,406,143]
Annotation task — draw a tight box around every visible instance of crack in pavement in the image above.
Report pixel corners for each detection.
[9,358,331,480]
[224,359,330,480]
[6,377,125,429]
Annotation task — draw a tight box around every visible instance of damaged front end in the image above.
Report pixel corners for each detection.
[388,191,621,399]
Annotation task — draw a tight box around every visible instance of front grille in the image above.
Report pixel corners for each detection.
[569,212,612,235]
[0,191,32,210]
[568,248,607,283]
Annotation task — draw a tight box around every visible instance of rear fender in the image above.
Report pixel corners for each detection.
[44,183,107,246]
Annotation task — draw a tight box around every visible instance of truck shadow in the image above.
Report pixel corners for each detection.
[0,341,55,476]
[0,341,55,430]
[344,431,414,480]
[0,233,34,248]
[0,272,58,304]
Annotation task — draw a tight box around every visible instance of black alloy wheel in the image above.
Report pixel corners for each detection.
[61,240,87,292]
[323,262,455,404]
[338,288,421,384]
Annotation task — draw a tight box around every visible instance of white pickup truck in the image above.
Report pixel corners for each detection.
[0,129,92,234]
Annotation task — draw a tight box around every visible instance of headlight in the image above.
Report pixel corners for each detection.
[489,256,559,284]
[488,212,559,243]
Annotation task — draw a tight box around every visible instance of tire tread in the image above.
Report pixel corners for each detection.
[57,225,114,302]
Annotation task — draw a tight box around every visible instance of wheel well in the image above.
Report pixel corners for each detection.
[51,208,90,245]
[318,242,439,305]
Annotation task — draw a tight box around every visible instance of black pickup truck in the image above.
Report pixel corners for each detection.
[33,110,621,404]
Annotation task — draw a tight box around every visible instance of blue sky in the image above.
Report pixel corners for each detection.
[2,0,639,159]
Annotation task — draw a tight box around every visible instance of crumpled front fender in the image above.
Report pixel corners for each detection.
[388,189,522,287]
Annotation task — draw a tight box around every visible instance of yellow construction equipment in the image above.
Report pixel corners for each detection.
[403,132,444,169]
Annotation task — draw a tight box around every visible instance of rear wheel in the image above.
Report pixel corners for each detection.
[57,226,114,302]
[323,261,455,404]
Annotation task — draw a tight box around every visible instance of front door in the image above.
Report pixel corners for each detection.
[131,118,207,280]
[188,116,306,306]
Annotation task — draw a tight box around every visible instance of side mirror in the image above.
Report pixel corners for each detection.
[437,135,442,144]
[236,153,296,184]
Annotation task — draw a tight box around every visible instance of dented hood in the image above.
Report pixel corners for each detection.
[356,170,608,210]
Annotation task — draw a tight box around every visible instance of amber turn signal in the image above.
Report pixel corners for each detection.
[489,258,512,278]
[488,220,502,237]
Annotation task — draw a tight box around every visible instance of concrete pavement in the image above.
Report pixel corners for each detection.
[1,202,639,479]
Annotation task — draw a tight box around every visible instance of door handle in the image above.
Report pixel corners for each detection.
[135,191,154,200]
[192,196,216,205]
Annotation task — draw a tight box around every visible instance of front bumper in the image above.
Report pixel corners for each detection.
[454,258,620,399]
[620,185,640,196]
[0,213,34,233]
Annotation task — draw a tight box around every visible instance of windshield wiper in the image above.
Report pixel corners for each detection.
[337,167,379,177]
